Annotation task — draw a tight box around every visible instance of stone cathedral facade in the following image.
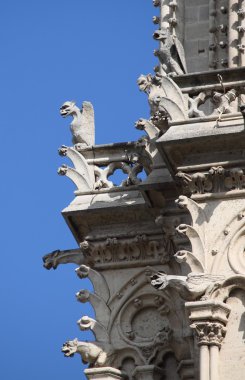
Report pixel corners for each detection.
[44,1,245,379]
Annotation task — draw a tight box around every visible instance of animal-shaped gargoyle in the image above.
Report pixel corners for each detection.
[61,339,111,367]
[60,100,95,147]
[153,28,187,76]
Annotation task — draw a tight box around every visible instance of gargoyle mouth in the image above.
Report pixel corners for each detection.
[153,32,161,40]
[60,110,68,117]
[151,274,162,289]
[43,261,52,270]
[61,347,74,357]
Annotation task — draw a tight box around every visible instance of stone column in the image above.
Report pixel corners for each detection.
[132,365,164,380]
[185,301,231,380]
[85,367,127,380]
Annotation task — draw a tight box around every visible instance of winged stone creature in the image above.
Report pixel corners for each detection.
[137,73,188,121]
[60,100,95,147]
[153,28,187,76]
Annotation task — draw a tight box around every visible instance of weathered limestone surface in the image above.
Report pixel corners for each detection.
[44,1,245,379]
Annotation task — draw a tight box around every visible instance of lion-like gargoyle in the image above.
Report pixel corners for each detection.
[60,100,95,147]
[61,339,111,367]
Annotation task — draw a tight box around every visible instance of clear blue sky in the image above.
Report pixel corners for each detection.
[0,1,156,379]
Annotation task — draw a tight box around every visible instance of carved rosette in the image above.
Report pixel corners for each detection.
[119,293,171,344]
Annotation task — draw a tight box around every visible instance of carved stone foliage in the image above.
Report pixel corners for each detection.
[149,195,245,307]
[190,322,227,347]
[176,166,245,195]
[174,195,245,277]
[186,300,231,349]
[79,235,172,269]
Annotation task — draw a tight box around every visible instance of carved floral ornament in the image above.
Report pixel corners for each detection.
[42,231,175,270]
[175,195,245,276]
[190,322,226,347]
[151,194,245,303]
[78,235,172,268]
[176,166,245,195]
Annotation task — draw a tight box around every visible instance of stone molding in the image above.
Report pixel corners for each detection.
[85,367,128,380]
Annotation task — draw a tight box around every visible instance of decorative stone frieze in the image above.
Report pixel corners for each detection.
[176,166,245,195]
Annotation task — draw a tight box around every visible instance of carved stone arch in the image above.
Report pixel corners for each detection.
[156,351,181,380]
[111,347,144,370]
[211,275,245,302]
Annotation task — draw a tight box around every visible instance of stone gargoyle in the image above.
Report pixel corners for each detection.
[153,28,187,76]
[151,272,225,301]
[137,73,187,123]
[43,248,85,270]
[60,100,95,147]
[61,338,112,367]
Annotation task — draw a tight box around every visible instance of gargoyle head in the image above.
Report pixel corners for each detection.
[151,271,168,290]
[137,74,152,92]
[153,28,170,42]
[60,101,77,118]
[62,338,79,357]
[135,118,148,130]
[42,250,61,270]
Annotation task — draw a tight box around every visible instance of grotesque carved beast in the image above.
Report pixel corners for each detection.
[60,100,95,147]
[153,28,187,76]
[61,339,110,367]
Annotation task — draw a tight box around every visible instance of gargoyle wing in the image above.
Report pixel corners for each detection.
[158,96,188,121]
[174,37,187,74]
[161,76,186,112]
[80,101,95,146]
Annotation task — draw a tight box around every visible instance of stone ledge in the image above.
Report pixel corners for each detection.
[85,367,128,380]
